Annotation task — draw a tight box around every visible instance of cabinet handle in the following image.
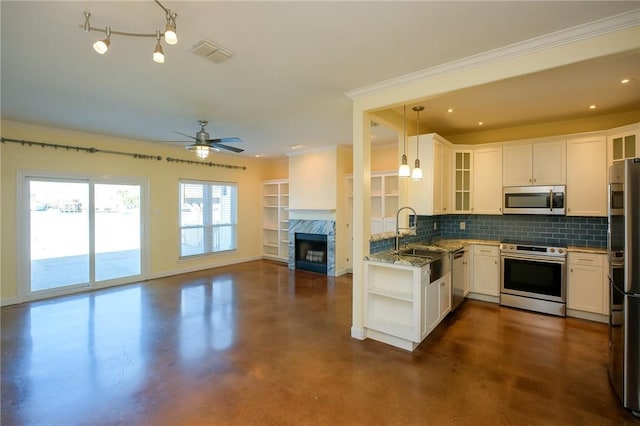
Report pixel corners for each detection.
[578,258,594,262]
[571,268,573,273]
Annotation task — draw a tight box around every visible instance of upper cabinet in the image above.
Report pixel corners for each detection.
[566,135,607,217]
[608,124,639,164]
[407,134,451,215]
[453,150,473,213]
[503,140,566,186]
[473,146,503,215]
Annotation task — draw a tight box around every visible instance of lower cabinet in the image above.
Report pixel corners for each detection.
[567,252,609,320]
[470,244,500,298]
[425,274,452,334]
[364,260,451,351]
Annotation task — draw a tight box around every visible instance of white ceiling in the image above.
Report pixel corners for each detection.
[1,1,639,158]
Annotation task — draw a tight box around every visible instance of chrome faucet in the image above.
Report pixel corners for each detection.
[395,206,417,253]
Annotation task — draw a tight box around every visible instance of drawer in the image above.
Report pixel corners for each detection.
[568,252,604,267]
[473,245,499,256]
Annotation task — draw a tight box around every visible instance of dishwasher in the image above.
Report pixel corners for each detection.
[451,248,466,311]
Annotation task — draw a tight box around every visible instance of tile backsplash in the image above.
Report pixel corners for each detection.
[370,214,607,253]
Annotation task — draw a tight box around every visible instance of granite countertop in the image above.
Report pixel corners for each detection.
[567,246,607,254]
[365,239,502,267]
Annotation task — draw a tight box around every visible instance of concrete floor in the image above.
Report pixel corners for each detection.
[1,259,637,425]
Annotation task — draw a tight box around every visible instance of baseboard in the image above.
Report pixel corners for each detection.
[1,297,19,307]
[466,292,500,304]
[567,308,609,324]
[351,326,366,340]
[334,268,351,277]
[150,255,263,280]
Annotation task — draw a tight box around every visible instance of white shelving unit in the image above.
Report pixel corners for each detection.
[347,171,399,235]
[262,179,289,261]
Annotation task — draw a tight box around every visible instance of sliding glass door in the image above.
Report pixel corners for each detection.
[29,180,90,291]
[24,174,145,298]
[94,183,141,282]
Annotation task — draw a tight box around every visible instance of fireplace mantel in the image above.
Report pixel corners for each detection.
[286,208,336,214]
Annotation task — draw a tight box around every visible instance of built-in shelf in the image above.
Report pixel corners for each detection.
[262,179,289,262]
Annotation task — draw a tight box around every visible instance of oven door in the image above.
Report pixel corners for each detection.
[501,254,566,303]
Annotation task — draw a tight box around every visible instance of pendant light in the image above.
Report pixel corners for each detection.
[411,106,424,181]
[398,105,411,177]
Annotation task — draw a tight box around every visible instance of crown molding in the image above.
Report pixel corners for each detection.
[345,9,640,100]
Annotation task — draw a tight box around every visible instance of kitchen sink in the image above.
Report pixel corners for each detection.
[399,247,447,259]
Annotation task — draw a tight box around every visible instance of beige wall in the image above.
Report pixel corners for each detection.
[1,120,273,304]
[371,143,398,172]
[288,147,338,211]
[335,146,353,274]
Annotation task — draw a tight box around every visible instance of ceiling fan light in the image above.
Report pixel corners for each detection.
[186,144,210,160]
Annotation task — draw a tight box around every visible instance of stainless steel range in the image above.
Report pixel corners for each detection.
[500,242,567,316]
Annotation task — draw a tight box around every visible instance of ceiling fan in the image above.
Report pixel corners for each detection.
[173,120,244,160]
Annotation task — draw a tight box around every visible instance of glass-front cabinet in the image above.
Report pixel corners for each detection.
[453,150,472,213]
[608,125,639,164]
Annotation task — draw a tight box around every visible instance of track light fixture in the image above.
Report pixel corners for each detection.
[82,0,178,63]
[153,31,165,63]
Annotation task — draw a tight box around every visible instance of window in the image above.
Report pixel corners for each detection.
[179,180,237,257]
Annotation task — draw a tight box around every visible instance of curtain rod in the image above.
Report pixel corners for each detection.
[1,137,246,170]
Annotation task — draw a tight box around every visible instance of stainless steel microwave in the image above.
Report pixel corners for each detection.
[503,185,566,215]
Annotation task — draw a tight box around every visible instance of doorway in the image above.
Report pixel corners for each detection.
[21,173,147,299]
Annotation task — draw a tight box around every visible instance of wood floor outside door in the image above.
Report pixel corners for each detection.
[2,259,636,425]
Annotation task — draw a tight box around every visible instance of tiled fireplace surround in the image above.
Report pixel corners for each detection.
[288,219,336,276]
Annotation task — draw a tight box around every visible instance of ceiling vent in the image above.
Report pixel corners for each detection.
[191,39,235,63]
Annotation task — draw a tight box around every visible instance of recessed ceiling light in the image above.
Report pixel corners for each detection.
[255,154,263,158]
[478,121,484,126]
[447,108,453,113]
[589,105,597,110]
[290,145,302,150]
[621,78,630,84]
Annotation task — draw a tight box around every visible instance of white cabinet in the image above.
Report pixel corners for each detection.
[364,260,451,351]
[426,273,451,334]
[503,140,566,186]
[453,150,473,213]
[470,245,500,297]
[262,180,289,261]
[566,135,607,217]
[608,125,639,164]
[408,134,452,215]
[348,172,398,235]
[473,146,502,214]
[567,252,609,318]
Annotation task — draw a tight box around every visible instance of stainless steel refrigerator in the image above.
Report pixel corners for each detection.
[608,157,640,417]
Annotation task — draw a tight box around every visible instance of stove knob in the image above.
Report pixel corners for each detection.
[558,248,564,254]
[550,248,555,253]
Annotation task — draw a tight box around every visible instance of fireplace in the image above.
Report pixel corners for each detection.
[288,219,335,275]
[295,233,327,274]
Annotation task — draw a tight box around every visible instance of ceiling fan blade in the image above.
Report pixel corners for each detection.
[211,143,244,153]
[208,137,242,144]
[173,131,197,140]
